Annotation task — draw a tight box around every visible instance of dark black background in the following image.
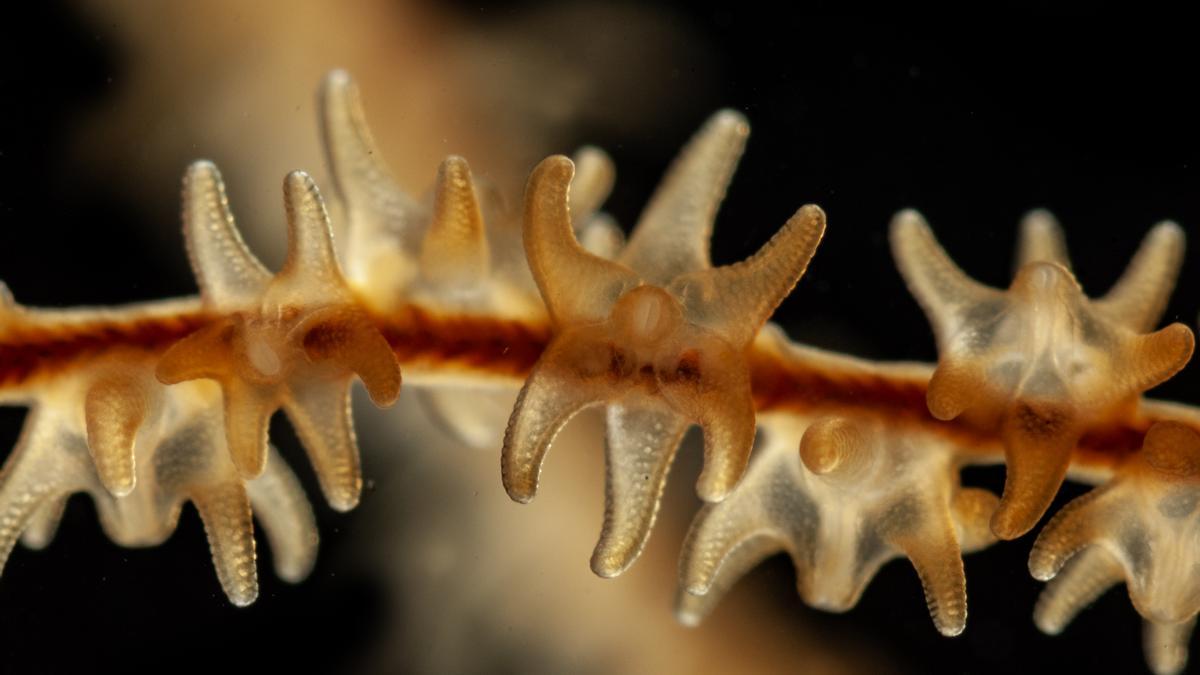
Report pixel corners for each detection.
[2,5,1199,674]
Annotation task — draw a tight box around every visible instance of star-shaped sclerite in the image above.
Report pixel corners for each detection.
[502,109,826,577]
[891,209,1193,539]
[1030,421,1200,675]
[0,371,317,607]
[677,413,998,637]
[156,161,401,511]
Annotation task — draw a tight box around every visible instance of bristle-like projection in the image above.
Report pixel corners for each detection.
[676,415,998,637]
[1029,421,1200,675]
[157,161,401,511]
[503,114,824,576]
[891,209,1194,539]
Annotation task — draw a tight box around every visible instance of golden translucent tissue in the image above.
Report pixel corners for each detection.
[319,69,618,449]
[0,346,317,606]
[320,69,581,319]
[891,209,1193,539]
[676,415,998,636]
[1029,422,1200,675]
[155,161,401,511]
[503,110,826,577]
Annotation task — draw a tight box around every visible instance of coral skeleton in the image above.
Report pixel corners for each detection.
[2,69,1199,673]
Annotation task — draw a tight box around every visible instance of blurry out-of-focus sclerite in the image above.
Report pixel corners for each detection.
[2,69,1200,674]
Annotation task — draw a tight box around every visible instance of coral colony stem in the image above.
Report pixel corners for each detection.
[2,69,1200,674]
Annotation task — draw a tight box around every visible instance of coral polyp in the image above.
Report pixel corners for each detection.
[3,69,1200,674]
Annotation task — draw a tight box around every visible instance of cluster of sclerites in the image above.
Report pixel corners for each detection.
[2,70,1199,674]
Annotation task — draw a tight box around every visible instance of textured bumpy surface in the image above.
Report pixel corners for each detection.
[502,111,826,576]
[3,69,1200,673]
[677,412,998,637]
[891,210,1193,540]
[1030,421,1200,675]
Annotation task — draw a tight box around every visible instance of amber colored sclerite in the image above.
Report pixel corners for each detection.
[7,67,1200,675]
[502,109,825,577]
[1031,422,1200,675]
[156,161,401,512]
[891,209,1193,539]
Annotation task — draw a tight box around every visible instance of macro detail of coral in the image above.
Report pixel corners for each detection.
[3,7,1200,675]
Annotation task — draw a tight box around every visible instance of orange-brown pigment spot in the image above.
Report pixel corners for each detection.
[0,303,1170,471]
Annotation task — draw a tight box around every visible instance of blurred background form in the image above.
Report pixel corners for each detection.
[1,4,1198,674]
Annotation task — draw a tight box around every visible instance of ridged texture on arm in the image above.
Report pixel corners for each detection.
[891,209,1193,539]
[157,161,400,511]
[677,415,998,637]
[1029,422,1200,675]
[503,110,825,577]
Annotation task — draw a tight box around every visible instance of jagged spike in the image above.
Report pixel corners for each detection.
[668,204,825,348]
[502,330,612,503]
[1122,323,1195,394]
[952,487,1001,553]
[621,109,750,284]
[1028,486,1116,580]
[19,496,69,550]
[991,403,1079,539]
[283,380,361,512]
[891,517,968,637]
[1033,546,1124,635]
[1016,209,1071,271]
[890,209,1004,338]
[182,161,271,308]
[1144,618,1196,675]
[420,155,489,285]
[675,532,784,627]
[298,306,401,408]
[591,403,688,578]
[246,447,319,582]
[1095,221,1186,332]
[569,145,616,227]
[191,480,258,607]
[523,155,642,326]
[280,171,343,286]
[84,374,150,497]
